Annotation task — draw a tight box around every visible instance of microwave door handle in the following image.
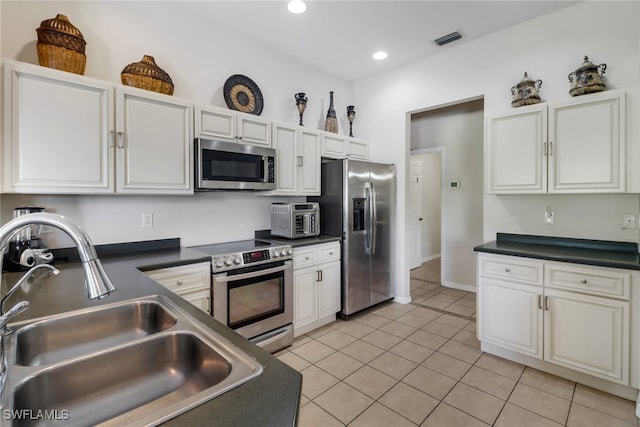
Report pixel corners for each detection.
[262,155,268,183]
[214,264,289,282]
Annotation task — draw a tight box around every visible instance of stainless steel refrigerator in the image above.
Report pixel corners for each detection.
[310,159,395,318]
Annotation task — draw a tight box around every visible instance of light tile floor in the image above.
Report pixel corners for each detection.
[278,258,639,426]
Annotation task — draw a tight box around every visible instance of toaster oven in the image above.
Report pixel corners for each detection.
[271,203,320,239]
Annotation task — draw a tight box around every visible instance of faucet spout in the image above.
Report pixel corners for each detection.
[0,212,116,395]
[0,212,116,300]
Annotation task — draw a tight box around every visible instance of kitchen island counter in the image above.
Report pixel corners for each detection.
[1,242,301,427]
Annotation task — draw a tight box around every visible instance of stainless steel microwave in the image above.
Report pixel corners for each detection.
[195,138,276,190]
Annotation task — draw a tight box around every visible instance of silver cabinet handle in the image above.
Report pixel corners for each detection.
[543,142,547,157]
[544,296,550,311]
[176,281,183,286]
[109,130,115,148]
[580,279,587,284]
[296,156,303,167]
[319,270,323,282]
[504,267,511,273]
[549,141,553,156]
[316,270,321,282]
[538,294,543,310]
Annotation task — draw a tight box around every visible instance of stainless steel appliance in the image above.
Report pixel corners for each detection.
[4,207,54,272]
[190,239,294,353]
[195,138,276,191]
[270,202,320,239]
[310,159,396,317]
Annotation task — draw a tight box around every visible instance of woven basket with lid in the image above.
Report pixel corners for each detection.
[121,55,174,96]
[36,14,86,75]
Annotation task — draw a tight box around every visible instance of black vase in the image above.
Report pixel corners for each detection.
[324,91,338,133]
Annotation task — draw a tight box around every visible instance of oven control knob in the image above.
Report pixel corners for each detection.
[273,250,280,258]
[233,256,242,265]
[286,248,293,255]
[214,260,223,269]
[224,258,233,266]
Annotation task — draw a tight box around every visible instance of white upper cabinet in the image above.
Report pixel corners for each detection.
[2,61,114,193]
[321,133,370,160]
[270,123,320,196]
[2,60,193,194]
[195,104,271,147]
[486,104,547,193]
[115,86,193,194]
[486,89,626,194]
[548,90,625,193]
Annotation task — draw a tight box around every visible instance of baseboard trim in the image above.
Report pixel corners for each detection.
[442,281,476,293]
[394,295,412,304]
[421,253,441,263]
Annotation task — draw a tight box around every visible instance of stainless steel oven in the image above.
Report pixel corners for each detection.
[190,240,293,353]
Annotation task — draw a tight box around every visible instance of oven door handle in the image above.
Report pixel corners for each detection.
[214,264,290,282]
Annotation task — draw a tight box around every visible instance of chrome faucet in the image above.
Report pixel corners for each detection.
[0,212,116,390]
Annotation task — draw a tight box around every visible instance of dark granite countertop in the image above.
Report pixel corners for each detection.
[2,239,301,427]
[255,230,341,248]
[474,233,640,270]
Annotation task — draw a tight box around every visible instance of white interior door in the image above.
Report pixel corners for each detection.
[409,159,423,269]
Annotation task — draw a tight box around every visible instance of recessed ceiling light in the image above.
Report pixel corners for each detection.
[287,0,307,14]
[372,51,388,60]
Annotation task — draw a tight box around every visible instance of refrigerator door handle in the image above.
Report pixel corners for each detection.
[364,185,371,255]
[370,182,378,255]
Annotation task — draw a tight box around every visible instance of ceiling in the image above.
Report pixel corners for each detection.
[176,1,576,82]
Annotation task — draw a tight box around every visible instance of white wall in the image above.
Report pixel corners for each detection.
[0,1,354,247]
[354,2,640,300]
[411,99,483,289]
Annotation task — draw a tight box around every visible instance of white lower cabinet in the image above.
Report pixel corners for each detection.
[544,288,629,383]
[143,261,211,314]
[293,242,340,337]
[478,254,632,388]
[479,278,543,359]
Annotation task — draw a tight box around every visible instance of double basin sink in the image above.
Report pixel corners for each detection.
[2,295,263,426]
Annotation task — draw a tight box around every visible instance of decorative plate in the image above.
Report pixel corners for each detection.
[223,74,263,115]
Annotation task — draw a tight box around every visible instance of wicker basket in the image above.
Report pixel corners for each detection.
[121,55,174,96]
[36,14,86,75]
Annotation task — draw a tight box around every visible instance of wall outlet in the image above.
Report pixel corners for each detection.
[141,213,153,228]
[544,206,555,225]
[623,214,636,229]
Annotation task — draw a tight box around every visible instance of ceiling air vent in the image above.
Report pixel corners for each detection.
[434,31,462,46]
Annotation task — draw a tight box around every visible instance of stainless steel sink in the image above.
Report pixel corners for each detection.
[14,300,177,366]
[3,295,263,426]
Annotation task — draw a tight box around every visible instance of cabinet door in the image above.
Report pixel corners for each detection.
[321,133,347,159]
[347,137,369,160]
[485,105,547,193]
[272,122,298,194]
[3,61,114,193]
[237,113,271,147]
[298,128,321,195]
[544,289,629,384]
[548,90,625,193]
[194,105,236,142]
[318,261,340,318]
[115,86,193,194]
[479,278,543,359]
[178,287,211,314]
[293,266,319,331]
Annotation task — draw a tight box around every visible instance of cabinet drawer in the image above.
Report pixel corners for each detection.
[545,262,630,299]
[318,242,340,263]
[293,247,318,269]
[144,262,211,292]
[478,254,543,285]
